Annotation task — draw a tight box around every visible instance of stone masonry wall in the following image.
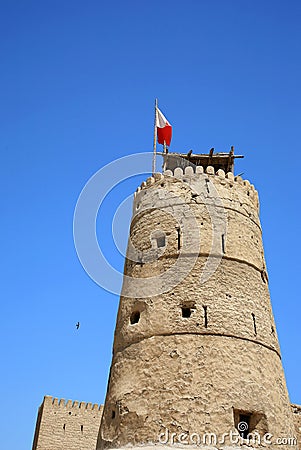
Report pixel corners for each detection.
[97,165,298,449]
[32,395,103,450]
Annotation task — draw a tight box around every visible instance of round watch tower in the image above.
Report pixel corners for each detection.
[97,150,297,449]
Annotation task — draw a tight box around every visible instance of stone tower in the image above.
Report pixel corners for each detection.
[96,150,297,449]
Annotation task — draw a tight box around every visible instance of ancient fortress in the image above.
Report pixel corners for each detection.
[33,150,301,449]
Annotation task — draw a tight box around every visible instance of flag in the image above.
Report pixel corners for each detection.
[156,107,172,147]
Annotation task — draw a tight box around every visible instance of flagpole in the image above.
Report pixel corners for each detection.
[152,98,158,175]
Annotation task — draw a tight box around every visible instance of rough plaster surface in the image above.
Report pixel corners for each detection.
[115,260,278,355]
[98,335,296,449]
[292,405,301,447]
[32,395,103,450]
[97,166,298,450]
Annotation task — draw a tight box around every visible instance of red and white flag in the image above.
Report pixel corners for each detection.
[156,107,172,147]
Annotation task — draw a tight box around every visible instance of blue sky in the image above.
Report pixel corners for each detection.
[1,1,301,448]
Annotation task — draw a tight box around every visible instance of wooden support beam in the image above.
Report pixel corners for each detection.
[209,148,214,165]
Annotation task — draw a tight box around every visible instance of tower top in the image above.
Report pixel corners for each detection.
[162,146,244,174]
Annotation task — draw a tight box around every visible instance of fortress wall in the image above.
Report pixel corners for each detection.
[114,167,275,353]
[32,396,301,449]
[32,395,103,450]
[99,335,296,449]
[32,162,300,450]
[114,258,279,354]
[133,167,264,271]
[98,166,298,449]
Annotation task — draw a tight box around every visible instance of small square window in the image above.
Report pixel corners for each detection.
[182,307,192,318]
[181,304,195,318]
[151,231,166,249]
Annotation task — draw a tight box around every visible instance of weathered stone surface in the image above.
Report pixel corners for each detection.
[205,165,215,175]
[97,168,298,449]
[32,396,103,450]
[114,259,279,355]
[99,336,295,449]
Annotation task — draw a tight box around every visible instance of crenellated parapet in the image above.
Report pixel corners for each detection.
[134,165,259,217]
[44,395,103,411]
[32,396,103,450]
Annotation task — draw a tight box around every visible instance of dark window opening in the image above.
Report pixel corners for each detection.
[205,178,210,193]
[111,410,116,419]
[238,414,251,439]
[177,228,181,250]
[81,425,83,432]
[203,305,208,328]
[271,325,275,334]
[182,307,192,318]
[252,313,257,335]
[261,270,267,284]
[221,234,225,253]
[130,311,140,324]
[68,412,71,415]
[63,424,66,431]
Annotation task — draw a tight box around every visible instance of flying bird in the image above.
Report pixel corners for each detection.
[76,322,80,330]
